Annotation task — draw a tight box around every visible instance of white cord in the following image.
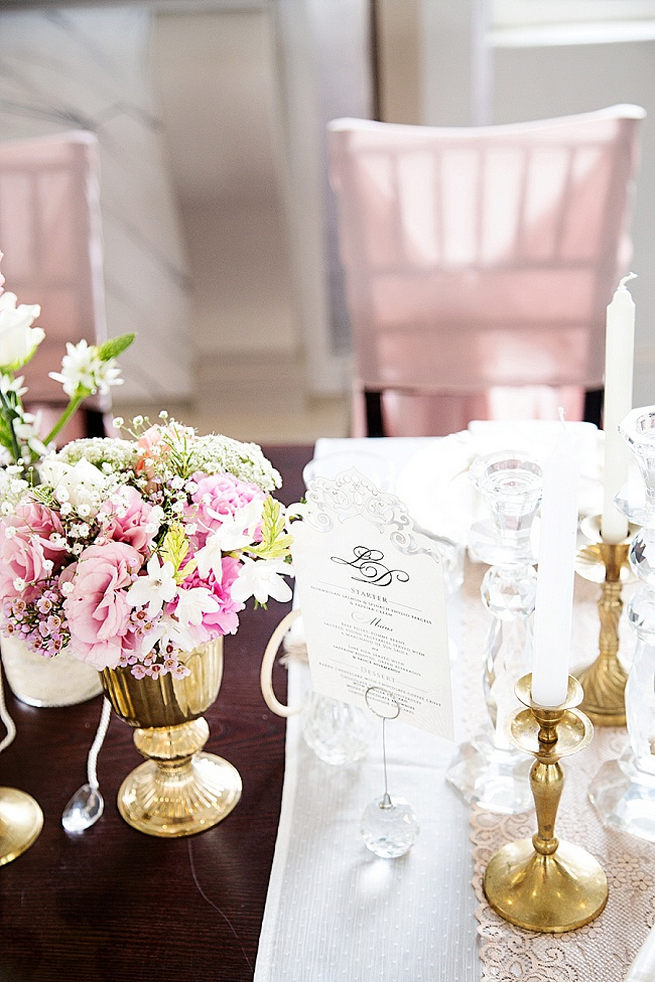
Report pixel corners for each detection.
[86,697,111,790]
[0,663,16,753]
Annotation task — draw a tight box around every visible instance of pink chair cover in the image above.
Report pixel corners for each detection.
[328,107,645,436]
[0,130,108,442]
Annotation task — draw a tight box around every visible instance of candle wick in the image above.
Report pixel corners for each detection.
[619,271,638,289]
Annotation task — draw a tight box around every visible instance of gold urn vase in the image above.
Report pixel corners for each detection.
[101,638,241,837]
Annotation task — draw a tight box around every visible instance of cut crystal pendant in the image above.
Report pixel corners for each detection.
[360,793,419,858]
[62,783,104,834]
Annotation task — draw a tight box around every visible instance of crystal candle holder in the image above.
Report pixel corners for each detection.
[589,407,655,841]
[448,451,541,814]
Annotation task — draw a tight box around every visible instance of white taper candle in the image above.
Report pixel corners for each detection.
[601,274,636,544]
[531,420,579,707]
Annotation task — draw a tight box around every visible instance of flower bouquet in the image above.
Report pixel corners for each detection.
[0,413,293,676]
[0,256,135,706]
[0,413,294,835]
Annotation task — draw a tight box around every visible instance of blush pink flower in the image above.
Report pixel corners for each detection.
[100,486,159,554]
[186,473,264,549]
[183,556,244,637]
[63,541,142,669]
[134,424,167,481]
[0,502,67,599]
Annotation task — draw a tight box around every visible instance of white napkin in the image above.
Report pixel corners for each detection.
[396,420,604,544]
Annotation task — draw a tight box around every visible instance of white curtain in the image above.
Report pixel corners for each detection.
[0,6,192,403]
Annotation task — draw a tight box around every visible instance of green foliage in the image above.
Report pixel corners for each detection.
[0,415,15,452]
[160,521,197,584]
[96,333,135,362]
[248,496,293,560]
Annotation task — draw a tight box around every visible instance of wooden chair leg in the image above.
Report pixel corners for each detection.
[584,388,603,428]
[364,390,385,437]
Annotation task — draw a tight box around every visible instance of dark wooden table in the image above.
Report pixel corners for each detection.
[0,445,313,982]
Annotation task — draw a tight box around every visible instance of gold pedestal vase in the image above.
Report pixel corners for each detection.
[101,638,241,838]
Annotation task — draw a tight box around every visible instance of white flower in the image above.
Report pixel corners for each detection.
[0,293,44,371]
[127,554,177,618]
[49,339,123,396]
[194,534,226,582]
[174,586,220,628]
[38,457,109,512]
[13,412,47,460]
[194,498,264,580]
[231,557,293,605]
[285,500,308,521]
[140,612,196,657]
[0,373,27,398]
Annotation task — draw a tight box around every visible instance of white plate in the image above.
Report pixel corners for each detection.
[396,421,604,545]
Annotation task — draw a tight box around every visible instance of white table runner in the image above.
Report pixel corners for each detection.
[254,657,480,982]
[255,437,481,981]
[254,430,633,981]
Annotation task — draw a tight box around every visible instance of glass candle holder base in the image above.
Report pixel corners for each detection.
[360,793,419,858]
[468,520,537,566]
[301,692,373,766]
[589,755,655,843]
[446,733,533,814]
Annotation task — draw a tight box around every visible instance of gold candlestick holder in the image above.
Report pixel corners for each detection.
[0,787,43,865]
[574,516,635,727]
[483,674,608,932]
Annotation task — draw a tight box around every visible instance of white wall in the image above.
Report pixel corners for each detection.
[492,37,655,405]
[150,8,298,376]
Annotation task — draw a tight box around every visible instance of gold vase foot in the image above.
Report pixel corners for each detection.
[484,837,608,932]
[118,750,242,838]
[0,786,43,865]
[117,716,242,837]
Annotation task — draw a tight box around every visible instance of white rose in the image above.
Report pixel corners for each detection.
[0,292,44,371]
[39,457,108,512]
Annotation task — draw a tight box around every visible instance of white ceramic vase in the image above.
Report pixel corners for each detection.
[1,634,102,708]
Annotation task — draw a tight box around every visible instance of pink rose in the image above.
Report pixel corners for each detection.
[186,473,264,549]
[0,502,67,600]
[183,556,244,638]
[64,541,142,669]
[100,486,159,554]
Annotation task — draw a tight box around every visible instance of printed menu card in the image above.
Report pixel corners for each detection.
[291,469,454,739]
